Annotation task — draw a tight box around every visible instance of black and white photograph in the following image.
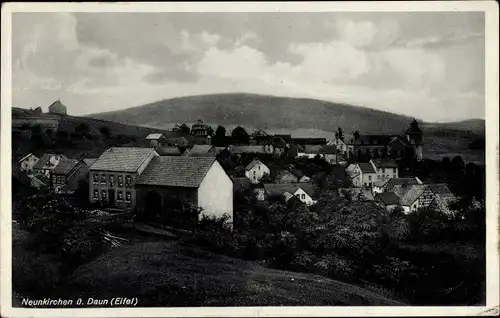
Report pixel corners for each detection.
[1,2,499,317]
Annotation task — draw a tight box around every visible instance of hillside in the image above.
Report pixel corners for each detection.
[89,93,415,135]
[66,242,402,307]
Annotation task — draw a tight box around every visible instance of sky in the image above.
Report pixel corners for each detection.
[11,11,485,122]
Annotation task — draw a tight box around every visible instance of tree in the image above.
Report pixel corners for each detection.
[99,126,110,137]
[213,125,227,146]
[232,126,250,145]
[75,123,89,134]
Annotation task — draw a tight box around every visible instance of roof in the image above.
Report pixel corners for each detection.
[319,145,338,154]
[233,177,252,192]
[136,156,217,188]
[48,99,67,112]
[357,162,376,173]
[348,135,394,146]
[276,170,299,181]
[83,158,97,167]
[263,183,315,197]
[245,159,266,171]
[190,145,214,155]
[371,159,398,169]
[156,147,181,156]
[274,134,292,142]
[399,184,428,206]
[33,153,68,170]
[18,153,36,163]
[292,137,327,145]
[90,147,156,172]
[373,178,391,187]
[389,135,411,147]
[427,183,454,197]
[146,133,164,140]
[52,158,79,175]
[230,145,266,154]
[385,177,421,191]
[375,192,401,205]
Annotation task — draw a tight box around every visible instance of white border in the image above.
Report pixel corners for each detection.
[1,2,499,317]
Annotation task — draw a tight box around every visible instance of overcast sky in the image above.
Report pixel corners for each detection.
[11,12,484,122]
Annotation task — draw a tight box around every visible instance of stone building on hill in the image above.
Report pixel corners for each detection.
[48,99,67,115]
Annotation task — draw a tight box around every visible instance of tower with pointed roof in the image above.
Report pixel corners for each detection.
[406,119,423,161]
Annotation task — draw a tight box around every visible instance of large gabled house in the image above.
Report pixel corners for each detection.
[48,99,67,115]
[135,156,233,225]
[392,183,455,214]
[18,153,39,174]
[89,147,159,208]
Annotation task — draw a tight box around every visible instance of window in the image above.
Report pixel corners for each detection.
[93,174,99,183]
[377,175,380,180]
[382,168,385,173]
[109,175,115,186]
[368,175,372,181]
[93,190,98,199]
[101,174,107,184]
[101,190,106,200]
[125,192,131,202]
[125,176,132,187]
[393,168,396,173]
[118,176,123,186]
[301,194,305,200]
[253,171,256,176]
[117,191,123,201]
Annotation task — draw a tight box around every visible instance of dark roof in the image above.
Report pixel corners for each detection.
[233,177,252,192]
[400,184,428,206]
[33,153,68,170]
[52,158,79,175]
[90,147,156,172]
[166,136,189,146]
[263,182,315,197]
[385,177,421,191]
[136,156,217,188]
[292,137,327,145]
[274,134,292,142]
[319,145,338,154]
[230,145,266,154]
[427,183,453,196]
[375,192,401,205]
[156,147,181,156]
[371,159,398,169]
[357,162,376,173]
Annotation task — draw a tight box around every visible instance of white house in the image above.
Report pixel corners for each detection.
[245,159,270,184]
[393,183,455,215]
[135,156,233,226]
[18,153,39,173]
[370,159,399,182]
[327,137,347,154]
[350,163,378,188]
[263,183,317,206]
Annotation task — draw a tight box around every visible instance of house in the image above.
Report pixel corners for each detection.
[395,183,455,214]
[58,159,93,195]
[374,192,401,211]
[245,159,270,184]
[263,183,317,206]
[373,177,422,194]
[370,159,399,182]
[275,170,299,183]
[327,137,347,155]
[188,144,216,157]
[48,99,67,115]
[83,158,98,167]
[191,119,212,137]
[51,157,80,192]
[350,162,377,188]
[172,123,191,134]
[89,147,159,208]
[156,146,181,156]
[270,136,287,156]
[33,153,68,178]
[146,133,165,148]
[18,153,39,173]
[135,156,233,225]
[319,145,338,164]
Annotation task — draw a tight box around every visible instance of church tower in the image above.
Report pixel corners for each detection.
[406,119,423,161]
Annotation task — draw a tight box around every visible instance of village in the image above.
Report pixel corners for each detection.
[13,99,459,227]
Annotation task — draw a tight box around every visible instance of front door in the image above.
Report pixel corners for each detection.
[108,189,115,206]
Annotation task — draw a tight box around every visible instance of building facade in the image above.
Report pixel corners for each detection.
[89,147,158,209]
[244,159,270,184]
